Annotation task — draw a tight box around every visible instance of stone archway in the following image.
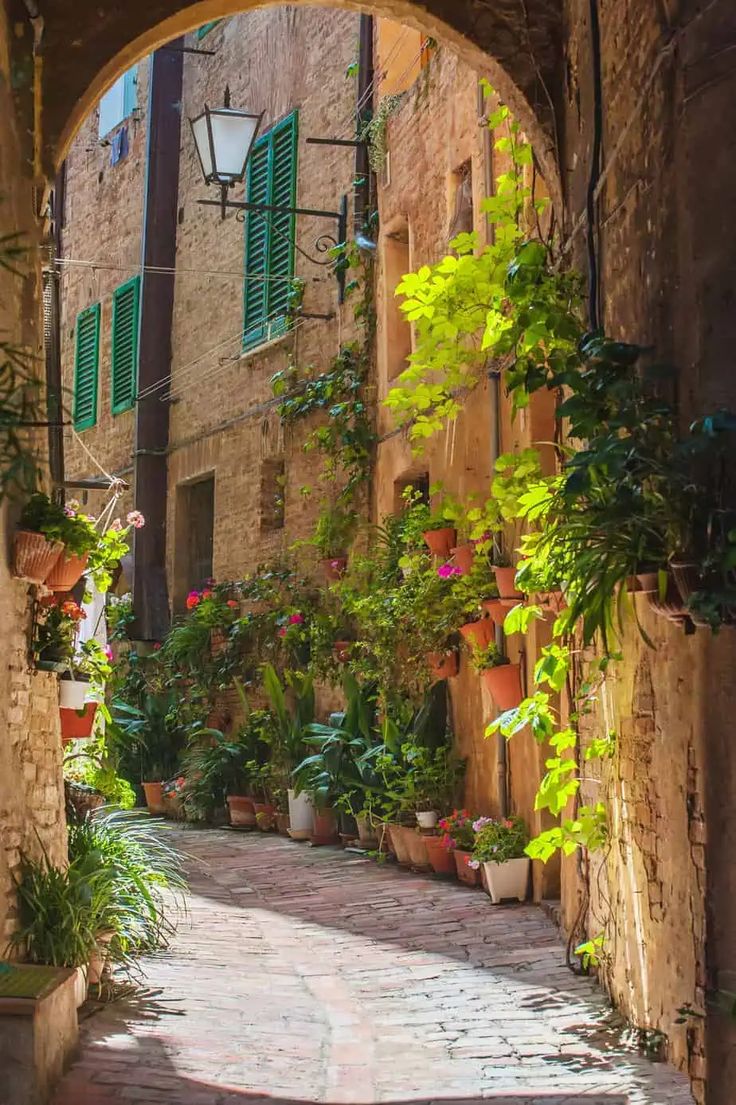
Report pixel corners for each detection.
[40,0,564,210]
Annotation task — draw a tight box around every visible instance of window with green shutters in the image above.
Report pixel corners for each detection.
[196,21,221,39]
[243,111,298,350]
[111,276,141,414]
[73,303,101,431]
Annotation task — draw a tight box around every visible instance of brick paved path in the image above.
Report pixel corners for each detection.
[53,829,695,1105]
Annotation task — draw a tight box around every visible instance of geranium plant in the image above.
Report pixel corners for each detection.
[438,808,477,852]
[470,815,528,866]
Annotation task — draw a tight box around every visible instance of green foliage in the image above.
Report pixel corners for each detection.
[575,931,606,970]
[359,94,403,172]
[262,662,316,773]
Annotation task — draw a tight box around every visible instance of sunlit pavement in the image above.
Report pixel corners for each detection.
[52,828,695,1105]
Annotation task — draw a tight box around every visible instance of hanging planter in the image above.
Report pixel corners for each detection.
[453,849,482,887]
[142,781,165,815]
[426,650,458,681]
[493,565,523,605]
[45,551,89,593]
[481,598,507,627]
[322,556,347,581]
[59,678,88,711]
[36,648,71,673]
[424,835,456,876]
[459,618,494,651]
[226,794,257,827]
[482,663,523,711]
[13,531,63,584]
[422,527,457,559]
[59,702,98,741]
[450,543,475,575]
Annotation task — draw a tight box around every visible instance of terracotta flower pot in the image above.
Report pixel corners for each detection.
[142,781,165,815]
[227,794,257,827]
[210,628,227,656]
[254,801,276,831]
[423,527,457,559]
[405,830,431,870]
[333,640,352,663]
[356,813,378,848]
[13,530,63,584]
[311,807,339,846]
[626,572,660,595]
[482,857,530,903]
[482,663,523,711]
[87,931,114,986]
[424,834,456,876]
[481,598,507,627]
[387,823,413,865]
[536,590,566,613]
[459,618,495,650]
[426,650,458,681]
[276,812,290,835]
[322,556,347,581]
[670,561,700,606]
[454,849,481,887]
[45,550,89,592]
[648,576,689,623]
[59,702,98,741]
[450,543,475,575]
[493,565,523,605]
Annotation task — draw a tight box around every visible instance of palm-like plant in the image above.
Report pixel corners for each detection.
[262,662,315,772]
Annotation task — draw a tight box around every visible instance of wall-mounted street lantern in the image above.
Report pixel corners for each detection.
[189,87,349,302]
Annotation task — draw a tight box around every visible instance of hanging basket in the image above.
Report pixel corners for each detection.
[481,598,507,627]
[423,527,457,559]
[59,679,87,711]
[459,618,495,651]
[45,551,89,592]
[59,702,98,741]
[482,663,523,711]
[333,640,352,664]
[13,531,63,584]
[450,543,475,575]
[492,565,523,605]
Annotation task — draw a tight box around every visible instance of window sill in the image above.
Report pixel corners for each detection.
[239,330,293,363]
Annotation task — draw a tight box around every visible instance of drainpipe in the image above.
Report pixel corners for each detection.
[46,165,65,495]
[478,82,509,818]
[354,14,374,235]
[132,43,183,641]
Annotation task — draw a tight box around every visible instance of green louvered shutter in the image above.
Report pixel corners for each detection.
[73,303,100,430]
[243,139,270,348]
[242,110,298,350]
[111,276,140,414]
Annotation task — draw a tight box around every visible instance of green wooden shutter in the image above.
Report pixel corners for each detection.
[243,139,271,348]
[197,21,221,39]
[111,276,140,414]
[242,110,298,350]
[73,303,100,431]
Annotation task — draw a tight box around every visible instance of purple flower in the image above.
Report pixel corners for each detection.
[473,816,495,832]
[437,563,462,579]
[468,859,481,870]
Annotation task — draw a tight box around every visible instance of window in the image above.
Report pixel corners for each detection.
[72,303,101,431]
[381,218,412,381]
[111,276,140,414]
[197,21,221,39]
[242,111,298,350]
[173,476,215,611]
[98,66,138,139]
[260,458,285,532]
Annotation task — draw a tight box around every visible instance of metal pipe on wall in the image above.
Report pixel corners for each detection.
[478,81,509,818]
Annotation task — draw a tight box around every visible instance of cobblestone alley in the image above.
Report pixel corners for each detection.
[52,830,695,1105]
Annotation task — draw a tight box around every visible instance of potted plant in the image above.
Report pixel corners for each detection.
[470,642,523,711]
[33,594,85,673]
[422,512,457,559]
[262,663,316,839]
[13,491,67,583]
[426,649,457,681]
[438,809,481,886]
[59,638,112,737]
[108,693,186,816]
[312,503,356,579]
[470,815,530,903]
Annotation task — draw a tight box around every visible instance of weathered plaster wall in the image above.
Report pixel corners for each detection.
[0,1,67,948]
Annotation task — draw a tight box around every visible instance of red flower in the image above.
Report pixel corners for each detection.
[226,599,239,609]
[201,589,213,600]
[153,642,162,651]
[278,627,288,638]
[288,612,304,625]
[186,591,200,609]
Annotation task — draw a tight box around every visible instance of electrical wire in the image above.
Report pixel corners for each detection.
[55,256,293,284]
[330,25,410,139]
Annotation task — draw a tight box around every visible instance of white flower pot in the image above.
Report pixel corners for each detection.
[73,964,88,1007]
[482,857,530,903]
[59,680,87,710]
[416,810,438,829]
[287,788,314,840]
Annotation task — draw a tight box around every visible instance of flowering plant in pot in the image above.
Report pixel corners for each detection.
[470,642,523,711]
[438,808,481,886]
[310,502,357,578]
[86,510,145,593]
[469,815,530,903]
[14,492,83,583]
[33,594,85,671]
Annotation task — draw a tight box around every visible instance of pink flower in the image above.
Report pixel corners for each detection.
[153,642,162,651]
[104,646,114,661]
[109,518,123,532]
[437,563,461,579]
[278,627,288,638]
[473,816,494,832]
[330,559,342,570]
[126,510,145,529]
[201,589,213,600]
[288,613,304,625]
[186,591,200,610]
[468,859,481,870]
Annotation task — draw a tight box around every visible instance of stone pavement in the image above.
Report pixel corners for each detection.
[52,829,695,1105]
